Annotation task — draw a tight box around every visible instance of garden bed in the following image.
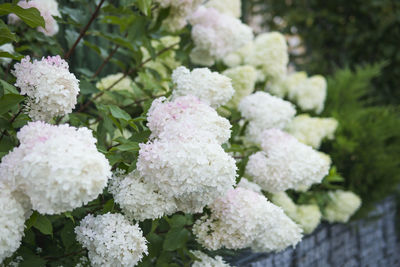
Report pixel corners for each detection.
[228,196,400,267]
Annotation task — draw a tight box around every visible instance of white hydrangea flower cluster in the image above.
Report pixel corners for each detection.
[134,95,237,216]
[245,32,288,81]
[0,121,111,214]
[267,71,307,98]
[138,139,237,213]
[146,96,231,143]
[155,0,202,32]
[8,0,61,36]
[109,170,177,221]
[271,192,322,234]
[238,92,296,144]
[12,55,80,122]
[193,188,302,252]
[75,213,148,267]
[246,129,330,193]
[191,250,232,267]
[205,0,241,18]
[287,74,327,114]
[223,42,254,68]
[222,65,257,108]
[189,6,253,66]
[0,187,26,262]
[323,190,362,223]
[171,66,234,108]
[286,114,338,149]
[0,43,14,66]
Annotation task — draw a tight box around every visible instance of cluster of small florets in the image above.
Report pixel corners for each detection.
[12,55,79,122]
[189,6,253,66]
[286,74,327,114]
[193,188,302,252]
[286,114,338,149]
[205,0,241,18]
[245,32,288,81]
[238,92,296,144]
[109,170,177,221]
[155,0,202,32]
[246,129,330,192]
[323,190,362,223]
[191,250,232,267]
[137,138,237,213]
[0,187,25,262]
[267,71,307,98]
[0,121,111,215]
[146,96,231,143]
[113,95,236,218]
[222,65,257,108]
[271,192,322,234]
[8,0,60,36]
[75,213,148,267]
[171,66,234,108]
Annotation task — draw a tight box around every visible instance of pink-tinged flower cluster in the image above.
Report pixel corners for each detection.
[12,55,79,122]
[246,129,331,193]
[8,0,60,36]
[189,6,253,66]
[146,96,231,144]
[0,121,111,215]
[116,96,237,218]
[193,188,302,252]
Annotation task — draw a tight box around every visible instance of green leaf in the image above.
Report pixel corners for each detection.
[136,0,152,16]
[0,3,45,28]
[33,215,53,236]
[0,51,23,61]
[163,228,189,251]
[60,221,75,249]
[63,211,75,223]
[0,93,24,115]
[0,79,19,94]
[102,199,115,213]
[80,80,99,95]
[168,215,187,229]
[109,105,131,121]
[25,211,39,230]
[112,141,140,152]
[0,21,17,45]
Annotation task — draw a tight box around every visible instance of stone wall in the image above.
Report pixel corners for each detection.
[228,196,400,267]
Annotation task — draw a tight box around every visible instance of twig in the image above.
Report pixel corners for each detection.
[92,44,120,78]
[64,0,106,59]
[0,108,23,142]
[78,41,179,113]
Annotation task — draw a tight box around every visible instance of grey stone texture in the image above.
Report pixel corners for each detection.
[228,196,400,267]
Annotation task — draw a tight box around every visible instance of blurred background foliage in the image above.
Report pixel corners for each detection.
[243,0,400,216]
[244,0,400,105]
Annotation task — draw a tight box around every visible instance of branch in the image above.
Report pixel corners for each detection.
[64,0,106,59]
[78,41,179,113]
[0,108,23,142]
[92,44,120,78]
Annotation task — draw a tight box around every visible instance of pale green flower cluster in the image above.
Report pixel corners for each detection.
[323,190,362,223]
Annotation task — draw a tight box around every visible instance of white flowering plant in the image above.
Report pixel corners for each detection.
[0,0,367,266]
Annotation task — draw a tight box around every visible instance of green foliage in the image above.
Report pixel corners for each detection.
[321,64,400,217]
[246,0,400,105]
